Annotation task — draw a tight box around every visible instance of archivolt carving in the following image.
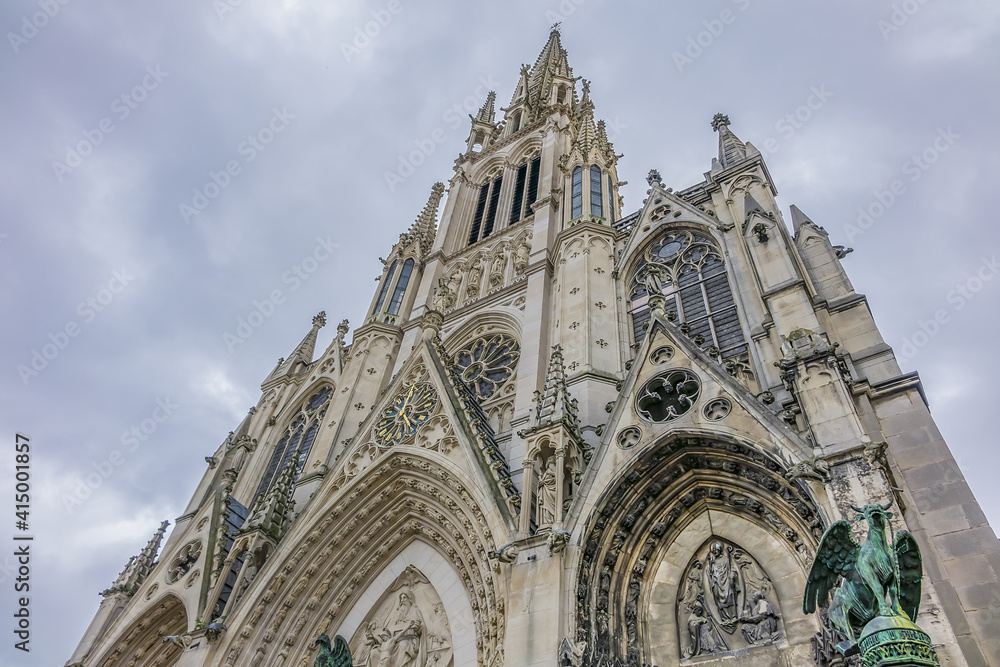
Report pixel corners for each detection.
[575,437,823,667]
[92,594,188,667]
[220,453,505,667]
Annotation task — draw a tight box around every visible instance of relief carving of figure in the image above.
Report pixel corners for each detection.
[734,549,771,613]
[538,458,559,529]
[705,541,741,632]
[683,601,728,658]
[740,590,780,646]
[374,590,424,667]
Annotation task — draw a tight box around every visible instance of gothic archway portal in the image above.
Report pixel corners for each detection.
[575,436,825,667]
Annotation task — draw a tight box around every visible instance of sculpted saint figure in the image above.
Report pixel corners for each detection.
[706,542,741,631]
[740,590,780,646]
[683,601,728,658]
[376,590,424,667]
[538,458,559,528]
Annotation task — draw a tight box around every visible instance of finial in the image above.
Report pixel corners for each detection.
[711,113,731,132]
[337,319,349,335]
[647,169,663,187]
[313,311,327,328]
[550,21,561,34]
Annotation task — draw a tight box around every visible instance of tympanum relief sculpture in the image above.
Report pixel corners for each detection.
[350,566,453,667]
[678,539,782,659]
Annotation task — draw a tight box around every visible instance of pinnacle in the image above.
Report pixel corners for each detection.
[475,91,497,124]
[532,345,580,434]
[712,112,747,168]
[401,181,445,252]
[243,446,298,541]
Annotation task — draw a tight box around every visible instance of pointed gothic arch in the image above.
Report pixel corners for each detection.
[216,449,507,667]
[89,592,188,667]
[574,433,825,667]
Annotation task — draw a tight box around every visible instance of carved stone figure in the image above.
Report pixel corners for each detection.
[740,590,780,646]
[683,602,728,658]
[489,255,505,287]
[432,278,454,311]
[706,541,740,632]
[375,590,423,667]
[514,238,530,273]
[558,637,586,667]
[538,458,559,529]
[466,264,482,299]
[640,263,667,295]
[734,549,771,612]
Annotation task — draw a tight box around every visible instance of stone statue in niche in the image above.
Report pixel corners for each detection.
[639,263,667,296]
[514,238,530,273]
[432,278,454,312]
[677,539,783,659]
[465,263,482,299]
[537,458,559,529]
[489,254,505,288]
[350,566,452,667]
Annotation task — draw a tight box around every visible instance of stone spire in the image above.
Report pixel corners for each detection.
[711,113,747,169]
[474,91,496,124]
[525,26,574,118]
[531,345,581,436]
[101,520,169,597]
[242,447,298,542]
[399,181,445,253]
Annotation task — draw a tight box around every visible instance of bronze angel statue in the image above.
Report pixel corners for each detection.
[803,502,923,656]
[313,634,352,667]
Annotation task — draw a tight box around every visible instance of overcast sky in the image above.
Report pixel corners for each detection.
[1,1,999,665]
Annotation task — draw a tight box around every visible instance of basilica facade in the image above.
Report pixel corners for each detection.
[68,29,1000,667]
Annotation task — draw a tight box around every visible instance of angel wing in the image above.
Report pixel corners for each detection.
[893,530,922,622]
[803,521,860,615]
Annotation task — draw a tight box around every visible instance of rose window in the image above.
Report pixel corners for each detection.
[635,370,701,422]
[374,384,437,446]
[453,334,520,400]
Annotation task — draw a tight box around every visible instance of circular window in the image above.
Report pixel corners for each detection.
[374,384,437,446]
[703,397,732,421]
[453,334,520,400]
[635,370,700,422]
[617,426,642,449]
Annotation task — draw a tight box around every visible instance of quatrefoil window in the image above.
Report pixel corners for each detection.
[635,370,701,422]
[453,334,520,400]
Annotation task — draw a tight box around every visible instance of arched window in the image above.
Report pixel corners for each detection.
[510,110,521,134]
[557,85,567,105]
[388,258,415,315]
[373,261,397,314]
[252,386,333,503]
[469,175,503,245]
[509,155,541,225]
[628,230,746,358]
[571,166,583,219]
[608,174,615,223]
[590,165,603,217]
